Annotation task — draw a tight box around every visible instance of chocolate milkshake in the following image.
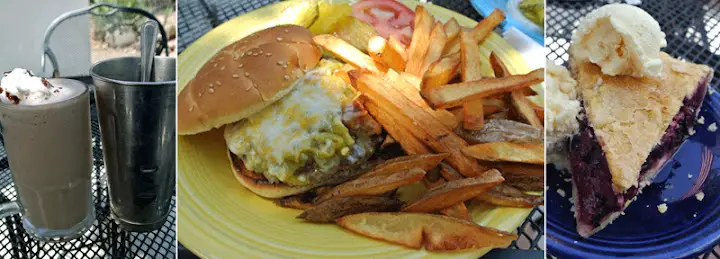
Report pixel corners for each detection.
[0,69,94,240]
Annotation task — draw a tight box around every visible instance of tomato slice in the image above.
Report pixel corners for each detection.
[352,0,415,45]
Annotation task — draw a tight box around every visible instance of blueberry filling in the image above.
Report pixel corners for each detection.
[569,76,709,230]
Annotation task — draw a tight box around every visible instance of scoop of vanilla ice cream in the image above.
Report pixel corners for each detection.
[571,4,666,77]
[546,61,582,157]
[0,69,53,105]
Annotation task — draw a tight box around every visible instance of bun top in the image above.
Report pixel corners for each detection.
[178,25,322,135]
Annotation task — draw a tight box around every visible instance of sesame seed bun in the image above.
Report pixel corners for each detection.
[178,25,322,135]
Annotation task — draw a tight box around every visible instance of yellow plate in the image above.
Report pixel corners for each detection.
[178,1,535,258]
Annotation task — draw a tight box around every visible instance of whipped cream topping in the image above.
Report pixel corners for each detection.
[1,69,57,105]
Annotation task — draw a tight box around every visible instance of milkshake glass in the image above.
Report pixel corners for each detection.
[0,69,94,241]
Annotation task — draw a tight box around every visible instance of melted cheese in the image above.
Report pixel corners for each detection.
[224,61,356,185]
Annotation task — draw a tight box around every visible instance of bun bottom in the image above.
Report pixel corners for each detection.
[228,150,314,198]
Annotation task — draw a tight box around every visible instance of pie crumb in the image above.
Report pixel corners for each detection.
[708,123,717,132]
[696,191,705,201]
[688,174,693,179]
[689,127,696,135]
[657,203,668,214]
[693,213,697,218]
[556,189,566,197]
[697,116,705,124]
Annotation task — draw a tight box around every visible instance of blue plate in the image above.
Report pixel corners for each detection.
[547,90,720,258]
[469,0,543,44]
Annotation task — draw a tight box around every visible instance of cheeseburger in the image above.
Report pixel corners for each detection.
[178,25,384,198]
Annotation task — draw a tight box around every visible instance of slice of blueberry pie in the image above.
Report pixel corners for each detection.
[568,52,713,237]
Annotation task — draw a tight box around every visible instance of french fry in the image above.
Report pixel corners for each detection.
[384,36,409,72]
[450,100,504,124]
[359,153,449,179]
[297,196,403,223]
[518,87,537,96]
[363,100,431,155]
[460,31,485,82]
[484,98,505,109]
[316,167,426,203]
[380,135,397,149]
[368,36,388,72]
[421,52,461,91]
[386,70,458,130]
[438,164,540,208]
[336,212,517,251]
[442,39,460,57]
[423,165,443,183]
[313,34,384,74]
[403,169,503,212]
[490,52,544,127]
[510,90,543,128]
[484,106,503,116]
[463,99,485,130]
[473,9,506,44]
[350,72,489,177]
[490,162,544,178]
[422,175,473,221]
[462,142,544,164]
[315,186,333,197]
[439,162,463,181]
[275,195,315,210]
[449,107,464,125]
[347,100,384,136]
[489,52,510,78]
[491,48,542,135]
[399,72,422,89]
[532,102,544,122]
[444,18,461,43]
[500,172,544,192]
[422,68,544,109]
[439,202,473,221]
[423,173,445,189]
[475,184,544,208]
[456,119,543,145]
[490,162,544,192]
[405,6,435,76]
[418,22,447,77]
[489,111,509,120]
[459,30,488,130]
[333,63,356,85]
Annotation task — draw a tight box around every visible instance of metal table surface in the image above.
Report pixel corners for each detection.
[545,0,720,258]
[177,0,544,258]
[0,77,177,259]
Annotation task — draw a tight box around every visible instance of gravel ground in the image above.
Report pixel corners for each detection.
[90,11,177,64]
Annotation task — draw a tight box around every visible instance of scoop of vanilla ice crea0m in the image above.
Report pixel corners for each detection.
[546,61,582,169]
[0,69,57,105]
[571,4,666,78]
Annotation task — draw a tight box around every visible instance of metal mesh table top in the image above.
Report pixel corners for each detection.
[546,0,720,89]
[177,0,543,258]
[546,0,720,258]
[0,78,177,259]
